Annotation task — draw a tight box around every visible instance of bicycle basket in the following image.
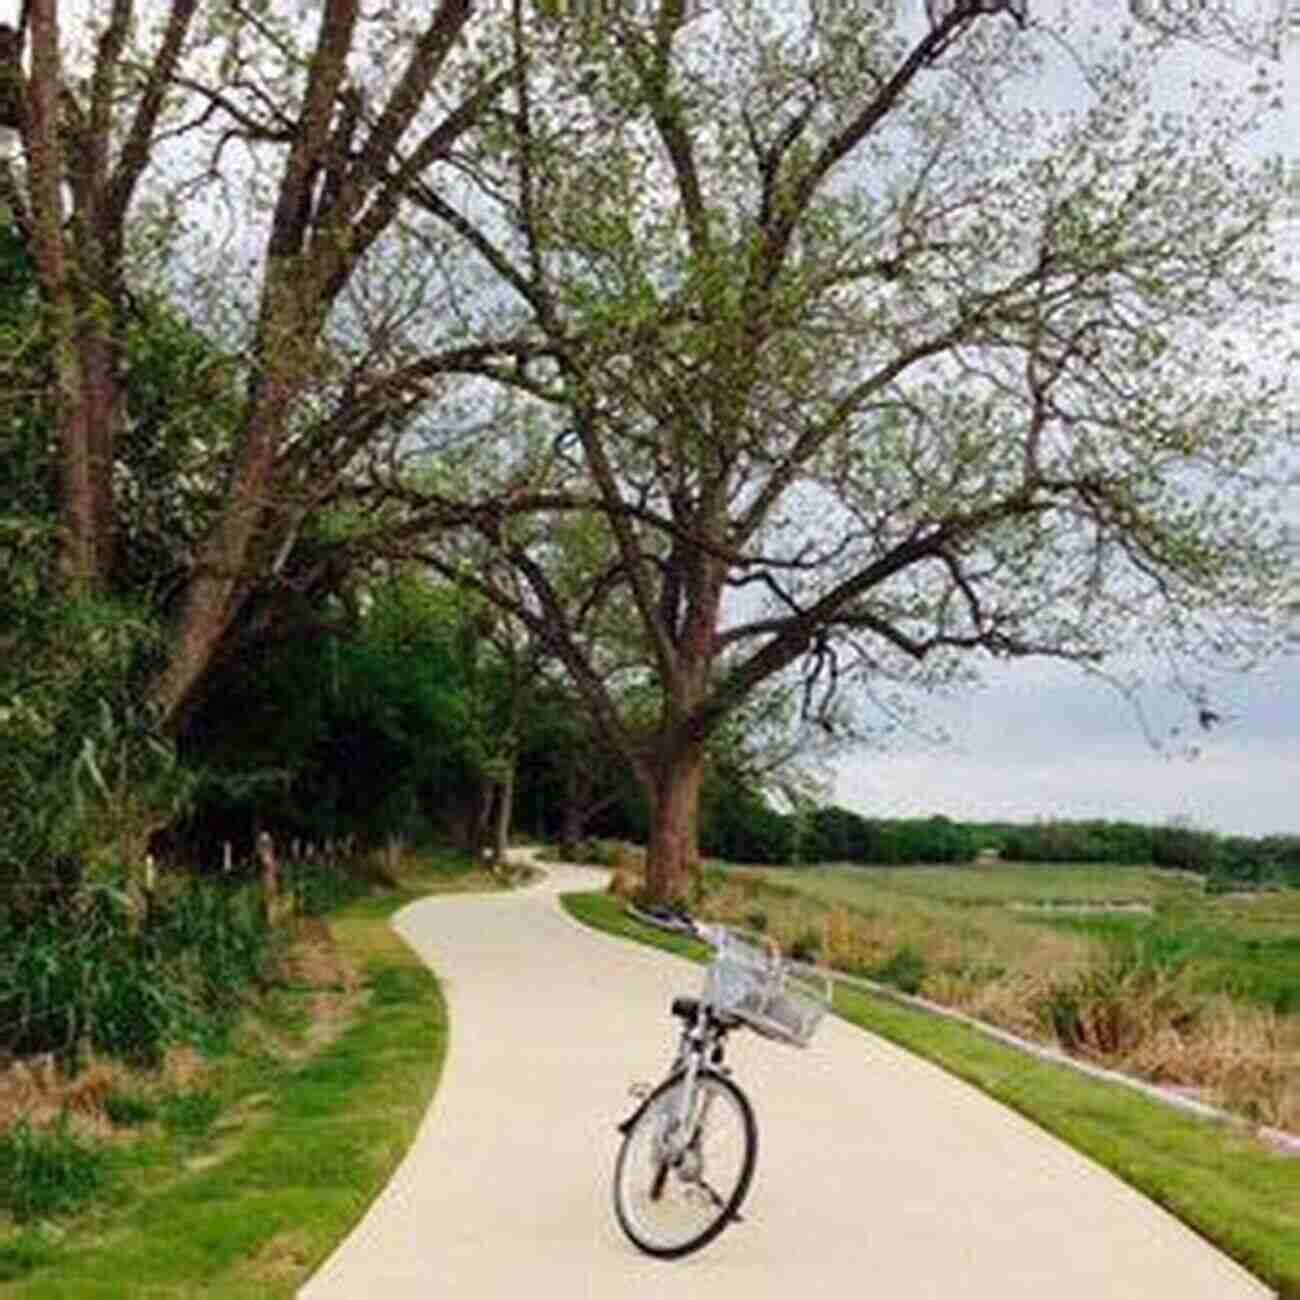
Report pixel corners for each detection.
[702,930,832,1048]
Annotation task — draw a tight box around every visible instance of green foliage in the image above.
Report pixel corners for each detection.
[0,1227,56,1281]
[0,1117,108,1223]
[0,224,232,882]
[0,225,53,528]
[870,946,928,995]
[158,1089,221,1139]
[700,784,795,865]
[1,217,237,616]
[103,1090,157,1128]
[997,819,1155,866]
[1208,835,1300,890]
[115,300,239,605]
[1043,907,1300,1016]
[0,587,173,883]
[281,858,371,917]
[0,878,271,1069]
[179,576,512,850]
[1031,946,1200,1057]
[695,794,1300,893]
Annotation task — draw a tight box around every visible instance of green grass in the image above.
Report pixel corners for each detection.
[749,862,1300,1014]
[0,1120,107,1224]
[0,876,454,1298]
[1040,905,1300,1015]
[102,1090,157,1128]
[756,862,1203,908]
[562,889,1300,1300]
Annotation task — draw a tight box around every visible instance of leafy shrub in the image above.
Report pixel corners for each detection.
[871,945,928,995]
[0,877,272,1070]
[788,928,821,962]
[283,858,370,917]
[159,1089,220,1138]
[1032,948,1200,1059]
[0,1117,107,1222]
[103,1089,156,1127]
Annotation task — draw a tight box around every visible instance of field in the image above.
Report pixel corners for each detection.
[764,862,1203,908]
[694,861,1300,1131]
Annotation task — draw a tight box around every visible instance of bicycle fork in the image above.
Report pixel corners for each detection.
[624,1025,729,1208]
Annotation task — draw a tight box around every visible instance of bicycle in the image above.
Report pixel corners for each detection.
[612,904,833,1259]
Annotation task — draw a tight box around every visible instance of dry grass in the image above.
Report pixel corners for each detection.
[0,1055,124,1138]
[280,915,362,1056]
[687,868,1298,1133]
[699,875,1098,987]
[1122,998,1300,1131]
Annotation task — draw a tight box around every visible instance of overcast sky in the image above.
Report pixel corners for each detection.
[832,13,1299,839]
[831,652,1299,835]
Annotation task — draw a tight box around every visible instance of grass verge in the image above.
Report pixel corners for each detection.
[0,879,453,1298]
[562,889,1300,1300]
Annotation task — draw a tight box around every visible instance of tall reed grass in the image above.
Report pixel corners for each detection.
[0,875,271,1072]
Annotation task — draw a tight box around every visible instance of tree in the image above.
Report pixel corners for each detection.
[0,0,541,735]
[0,217,208,883]
[389,0,1295,901]
[515,686,639,853]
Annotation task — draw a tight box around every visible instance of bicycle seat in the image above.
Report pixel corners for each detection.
[671,996,701,1024]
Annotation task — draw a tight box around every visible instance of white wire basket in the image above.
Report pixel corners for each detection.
[702,929,833,1048]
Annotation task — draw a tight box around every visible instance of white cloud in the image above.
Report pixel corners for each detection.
[832,658,1300,835]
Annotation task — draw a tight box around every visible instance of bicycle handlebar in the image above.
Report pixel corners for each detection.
[625,901,702,938]
[625,903,779,960]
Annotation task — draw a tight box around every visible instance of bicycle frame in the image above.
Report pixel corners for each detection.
[618,1004,729,1157]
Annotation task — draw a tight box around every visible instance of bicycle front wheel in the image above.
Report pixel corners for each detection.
[612,1068,757,1259]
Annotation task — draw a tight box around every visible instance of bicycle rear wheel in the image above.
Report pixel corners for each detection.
[612,1068,757,1259]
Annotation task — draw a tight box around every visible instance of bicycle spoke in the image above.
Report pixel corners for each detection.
[613,1070,757,1258]
[696,1176,727,1211]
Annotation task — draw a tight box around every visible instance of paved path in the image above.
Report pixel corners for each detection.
[299,862,1271,1299]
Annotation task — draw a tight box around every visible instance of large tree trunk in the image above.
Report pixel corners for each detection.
[640,745,705,904]
[151,367,296,728]
[79,329,119,582]
[560,765,585,857]
[491,756,515,865]
[53,331,97,589]
[48,283,122,594]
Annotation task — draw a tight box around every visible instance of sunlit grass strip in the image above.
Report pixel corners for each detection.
[561,890,1300,1300]
[0,888,448,1300]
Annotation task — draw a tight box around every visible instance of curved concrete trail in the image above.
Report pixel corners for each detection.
[299,863,1271,1299]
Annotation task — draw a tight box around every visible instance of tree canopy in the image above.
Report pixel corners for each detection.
[0,2,1293,898]
[386,1,1296,899]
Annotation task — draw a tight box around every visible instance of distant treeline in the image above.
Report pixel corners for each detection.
[698,795,1300,888]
